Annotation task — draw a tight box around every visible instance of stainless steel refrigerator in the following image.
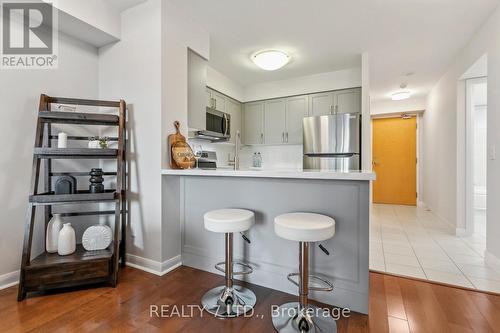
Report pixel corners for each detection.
[303,114,361,171]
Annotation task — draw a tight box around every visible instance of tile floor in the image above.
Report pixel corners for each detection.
[369,204,500,293]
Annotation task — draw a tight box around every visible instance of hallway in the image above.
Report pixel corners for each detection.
[369,204,500,293]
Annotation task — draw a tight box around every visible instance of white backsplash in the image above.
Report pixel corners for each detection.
[188,139,303,170]
[240,145,303,169]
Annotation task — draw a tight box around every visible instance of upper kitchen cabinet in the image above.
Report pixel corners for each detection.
[335,88,361,114]
[308,88,361,116]
[188,49,208,130]
[286,95,309,144]
[212,91,226,112]
[243,101,265,145]
[309,92,334,116]
[225,98,242,145]
[264,99,287,145]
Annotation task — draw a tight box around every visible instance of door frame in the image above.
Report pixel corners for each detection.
[463,77,487,236]
[371,112,423,206]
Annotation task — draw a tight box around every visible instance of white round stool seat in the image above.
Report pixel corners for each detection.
[274,212,335,242]
[204,209,255,233]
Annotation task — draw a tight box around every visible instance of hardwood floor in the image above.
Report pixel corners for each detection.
[1,266,500,332]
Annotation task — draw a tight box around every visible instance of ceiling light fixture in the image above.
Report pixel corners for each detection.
[252,50,290,71]
[391,83,411,101]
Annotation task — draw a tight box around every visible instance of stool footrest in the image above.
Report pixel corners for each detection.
[215,261,253,276]
[287,273,334,292]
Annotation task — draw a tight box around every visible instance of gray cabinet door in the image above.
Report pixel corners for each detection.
[206,88,213,108]
[286,95,308,144]
[264,99,286,145]
[212,90,226,112]
[309,92,334,116]
[187,49,207,130]
[334,88,361,114]
[226,98,242,145]
[243,102,264,144]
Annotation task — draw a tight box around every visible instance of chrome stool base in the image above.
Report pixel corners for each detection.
[201,285,256,318]
[272,302,337,333]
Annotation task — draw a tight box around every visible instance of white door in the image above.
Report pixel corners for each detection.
[264,99,286,144]
[334,88,361,114]
[212,91,226,112]
[243,102,264,144]
[309,92,334,116]
[286,96,308,144]
[226,98,242,145]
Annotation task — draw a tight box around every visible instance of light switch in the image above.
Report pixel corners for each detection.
[489,145,496,160]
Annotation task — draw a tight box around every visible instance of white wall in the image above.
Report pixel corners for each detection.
[161,0,209,265]
[0,32,99,285]
[424,5,500,259]
[243,67,361,102]
[207,66,244,102]
[371,97,426,115]
[99,0,163,263]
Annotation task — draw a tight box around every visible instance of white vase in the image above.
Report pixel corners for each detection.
[58,223,76,256]
[46,214,63,253]
[82,222,112,251]
[57,132,67,148]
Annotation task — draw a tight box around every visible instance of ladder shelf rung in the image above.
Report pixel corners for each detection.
[30,190,117,205]
[39,111,119,125]
[33,148,118,159]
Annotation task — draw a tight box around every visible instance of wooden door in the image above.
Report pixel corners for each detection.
[373,116,417,205]
[243,102,264,144]
[264,99,286,144]
[286,95,308,144]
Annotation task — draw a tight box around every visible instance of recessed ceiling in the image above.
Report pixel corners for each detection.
[168,0,499,103]
[104,0,147,12]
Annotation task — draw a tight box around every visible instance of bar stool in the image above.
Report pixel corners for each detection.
[272,212,336,333]
[201,209,256,318]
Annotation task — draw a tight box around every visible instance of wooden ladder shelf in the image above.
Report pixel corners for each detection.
[17,94,127,301]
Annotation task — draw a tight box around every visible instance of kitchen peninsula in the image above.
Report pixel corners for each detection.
[162,169,375,314]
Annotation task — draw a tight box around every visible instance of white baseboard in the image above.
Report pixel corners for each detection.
[125,254,182,276]
[0,270,19,290]
[485,251,500,271]
[417,200,426,208]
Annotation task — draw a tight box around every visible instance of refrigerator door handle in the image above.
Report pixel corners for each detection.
[304,153,357,158]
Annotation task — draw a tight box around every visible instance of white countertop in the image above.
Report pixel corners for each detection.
[161,168,376,181]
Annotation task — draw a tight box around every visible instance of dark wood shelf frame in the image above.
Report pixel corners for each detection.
[17,94,127,301]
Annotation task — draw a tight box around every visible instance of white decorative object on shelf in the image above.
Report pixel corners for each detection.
[46,214,63,253]
[82,222,112,251]
[88,138,99,148]
[57,132,67,148]
[58,223,76,256]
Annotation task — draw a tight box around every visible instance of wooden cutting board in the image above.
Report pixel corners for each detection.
[168,121,195,169]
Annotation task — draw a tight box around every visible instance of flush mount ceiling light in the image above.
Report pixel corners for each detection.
[391,83,411,101]
[252,50,290,71]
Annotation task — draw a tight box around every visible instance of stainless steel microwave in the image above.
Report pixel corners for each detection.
[195,108,231,141]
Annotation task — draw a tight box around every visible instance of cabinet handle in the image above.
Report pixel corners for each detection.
[329,105,333,115]
[335,105,338,114]
[214,99,217,109]
[285,132,288,143]
[261,133,264,144]
[282,132,285,143]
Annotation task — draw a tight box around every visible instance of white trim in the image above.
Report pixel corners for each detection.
[125,254,182,276]
[0,270,19,290]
